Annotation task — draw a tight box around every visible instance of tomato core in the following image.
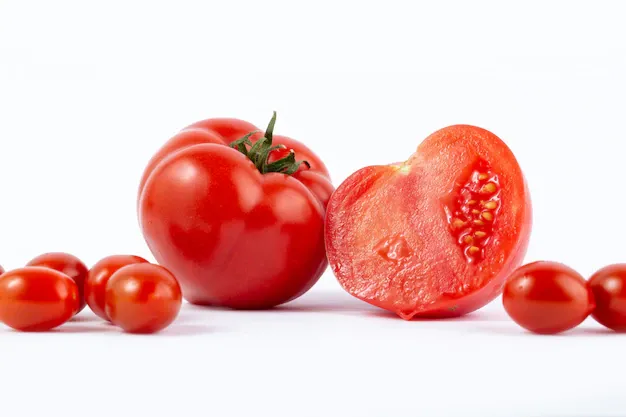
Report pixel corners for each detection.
[444,159,501,263]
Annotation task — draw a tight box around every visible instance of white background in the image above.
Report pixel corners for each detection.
[1,1,625,416]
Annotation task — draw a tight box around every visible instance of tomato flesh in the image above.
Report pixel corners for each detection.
[325,125,531,319]
[503,261,594,334]
[588,264,626,332]
[0,267,79,331]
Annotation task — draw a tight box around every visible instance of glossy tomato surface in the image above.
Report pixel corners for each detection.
[85,255,148,320]
[588,264,626,331]
[138,115,331,309]
[326,125,532,319]
[0,267,79,331]
[139,117,332,204]
[27,252,88,313]
[105,263,182,333]
[503,261,594,334]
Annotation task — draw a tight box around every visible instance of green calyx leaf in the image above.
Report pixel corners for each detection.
[228,112,310,176]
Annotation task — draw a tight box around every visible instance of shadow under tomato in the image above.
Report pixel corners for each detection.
[70,314,101,323]
[154,323,216,336]
[474,324,625,337]
[182,290,513,323]
[361,308,509,322]
[50,324,118,333]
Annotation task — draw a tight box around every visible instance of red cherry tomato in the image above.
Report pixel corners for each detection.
[27,252,88,314]
[85,255,148,320]
[138,113,331,309]
[588,264,626,332]
[325,125,532,319]
[105,263,182,333]
[503,261,594,334]
[0,267,79,331]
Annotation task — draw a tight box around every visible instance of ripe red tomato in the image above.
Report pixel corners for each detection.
[138,113,332,309]
[0,267,79,331]
[588,264,626,332]
[27,252,88,313]
[85,255,148,320]
[325,125,532,319]
[105,263,182,333]
[503,261,594,334]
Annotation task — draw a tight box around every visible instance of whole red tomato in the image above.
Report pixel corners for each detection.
[588,264,626,332]
[0,267,79,331]
[105,263,182,333]
[138,113,332,309]
[325,125,532,319]
[503,261,594,334]
[85,254,149,320]
[27,252,88,314]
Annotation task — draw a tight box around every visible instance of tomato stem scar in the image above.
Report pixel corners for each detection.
[228,112,310,176]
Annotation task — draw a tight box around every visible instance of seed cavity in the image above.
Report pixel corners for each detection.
[444,160,501,262]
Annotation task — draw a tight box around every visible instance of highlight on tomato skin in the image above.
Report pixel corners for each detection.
[502,261,595,334]
[85,254,150,321]
[26,252,89,314]
[0,267,80,332]
[588,264,626,332]
[105,263,182,334]
[325,125,532,320]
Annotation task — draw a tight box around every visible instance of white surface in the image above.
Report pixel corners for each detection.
[1,1,626,416]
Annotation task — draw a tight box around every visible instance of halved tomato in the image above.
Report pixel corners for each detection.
[325,125,532,319]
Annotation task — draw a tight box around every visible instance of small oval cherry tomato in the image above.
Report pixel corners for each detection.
[105,263,182,333]
[0,267,79,331]
[503,261,594,334]
[85,255,148,320]
[27,252,88,314]
[588,264,626,332]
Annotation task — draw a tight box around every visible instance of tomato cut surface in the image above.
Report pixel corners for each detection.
[325,125,531,319]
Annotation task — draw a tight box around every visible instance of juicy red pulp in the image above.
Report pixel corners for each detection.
[444,159,501,263]
[325,125,531,319]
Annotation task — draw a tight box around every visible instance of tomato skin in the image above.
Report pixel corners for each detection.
[503,261,594,334]
[105,263,182,333]
[139,115,331,309]
[325,125,531,319]
[85,255,148,320]
[26,252,88,314]
[139,144,327,309]
[588,264,626,332]
[185,117,261,143]
[0,267,79,331]
[138,117,331,206]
